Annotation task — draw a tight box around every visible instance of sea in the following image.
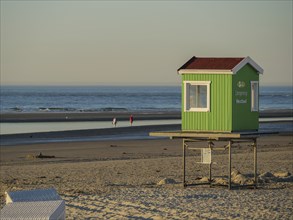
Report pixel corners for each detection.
[0,85,292,137]
[0,85,292,113]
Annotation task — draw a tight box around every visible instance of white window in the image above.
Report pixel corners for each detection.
[251,81,259,112]
[184,81,211,112]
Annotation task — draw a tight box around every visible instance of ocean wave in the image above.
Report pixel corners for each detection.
[36,107,130,112]
[99,107,128,112]
[38,107,77,112]
[9,107,23,112]
[260,94,292,97]
[35,107,182,113]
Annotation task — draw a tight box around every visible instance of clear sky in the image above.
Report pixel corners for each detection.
[1,1,292,86]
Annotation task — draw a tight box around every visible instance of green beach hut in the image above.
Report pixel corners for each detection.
[178,56,263,132]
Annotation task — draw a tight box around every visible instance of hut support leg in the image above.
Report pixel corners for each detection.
[208,141,212,187]
[183,139,186,187]
[254,138,257,189]
[209,163,212,186]
[228,141,232,190]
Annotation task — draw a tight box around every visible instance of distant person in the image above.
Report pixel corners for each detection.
[130,115,134,126]
[112,117,117,127]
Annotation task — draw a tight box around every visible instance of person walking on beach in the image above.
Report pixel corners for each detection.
[130,115,134,126]
[112,117,117,127]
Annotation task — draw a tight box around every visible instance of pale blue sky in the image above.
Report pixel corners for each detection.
[1,1,292,86]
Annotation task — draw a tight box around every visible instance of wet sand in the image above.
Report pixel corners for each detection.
[1,109,292,122]
[0,124,181,145]
[0,112,181,122]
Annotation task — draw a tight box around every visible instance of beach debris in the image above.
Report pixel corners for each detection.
[274,175,293,182]
[214,178,228,185]
[258,172,278,183]
[231,169,241,178]
[232,173,250,185]
[26,154,36,160]
[259,171,275,178]
[231,169,252,185]
[273,171,291,178]
[36,152,55,159]
[199,177,210,182]
[157,178,176,185]
[26,153,55,159]
[259,171,293,183]
[110,144,118,147]
[199,177,228,185]
[38,176,47,179]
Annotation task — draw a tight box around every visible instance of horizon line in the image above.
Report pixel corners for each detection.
[1,83,292,87]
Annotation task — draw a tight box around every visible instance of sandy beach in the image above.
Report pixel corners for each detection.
[1,129,292,219]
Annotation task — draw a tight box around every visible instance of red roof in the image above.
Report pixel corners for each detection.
[178,56,245,71]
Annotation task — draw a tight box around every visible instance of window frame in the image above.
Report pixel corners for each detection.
[251,81,259,112]
[184,81,211,112]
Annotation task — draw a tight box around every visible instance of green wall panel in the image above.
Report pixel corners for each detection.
[181,74,233,132]
[232,64,259,131]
